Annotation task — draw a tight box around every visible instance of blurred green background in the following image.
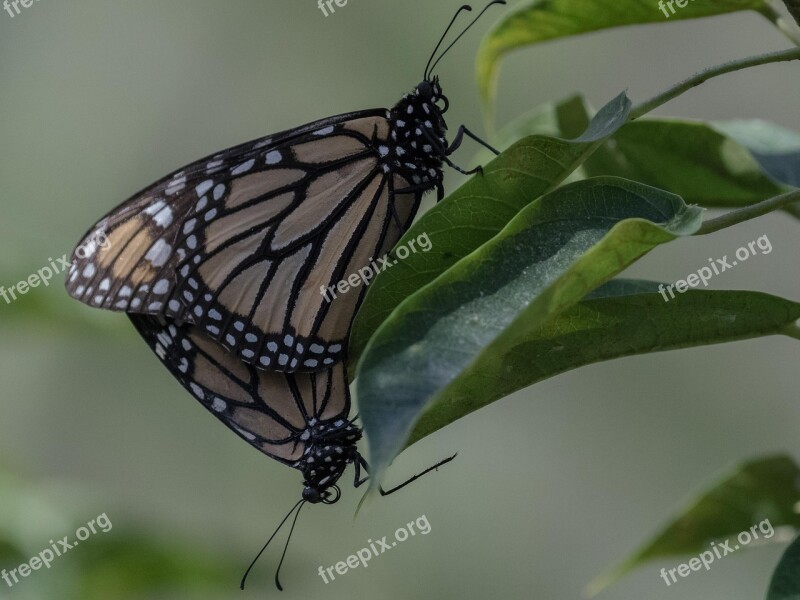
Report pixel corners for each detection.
[1,1,799,598]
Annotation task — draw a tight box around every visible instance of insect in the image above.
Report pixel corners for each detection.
[67,1,506,589]
[129,314,366,503]
[129,312,454,589]
[65,1,504,374]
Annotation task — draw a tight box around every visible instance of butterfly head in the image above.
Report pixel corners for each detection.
[301,485,336,504]
[415,76,449,113]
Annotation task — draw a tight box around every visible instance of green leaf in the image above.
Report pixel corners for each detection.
[768,533,800,600]
[588,455,800,596]
[484,94,592,155]
[482,97,797,212]
[356,177,703,482]
[712,119,800,187]
[477,0,770,123]
[407,285,800,447]
[783,0,800,26]
[349,92,631,370]
[584,118,791,207]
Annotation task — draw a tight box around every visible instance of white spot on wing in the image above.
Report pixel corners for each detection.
[236,428,256,441]
[231,159,255,175]
[145,239,172,268]
[153,206,173,228]
[153,279,170,295]
[145,200,166,216]
[196,180,214,197]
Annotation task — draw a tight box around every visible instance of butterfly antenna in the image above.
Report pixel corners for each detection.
[424,4,473,80]
[428,0,506,76]
[240,499,304,591]
[274,500,306,591]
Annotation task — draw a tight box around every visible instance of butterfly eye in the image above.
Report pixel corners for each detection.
[302,487,322,503]
[416,81,434,100]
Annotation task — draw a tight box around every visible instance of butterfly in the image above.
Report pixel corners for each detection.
[65,1,503,374]
[129,312,455,589]
[67,2,506,588]
[128,313,364,503]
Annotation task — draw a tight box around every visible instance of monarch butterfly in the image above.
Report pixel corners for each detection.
[65,1,504,373]
[128,314,364,502]
[129,312,455,590]
[68,1,505,589]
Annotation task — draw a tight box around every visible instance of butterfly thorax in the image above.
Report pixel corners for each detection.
[296,418,362,503]
[383,77,448,189]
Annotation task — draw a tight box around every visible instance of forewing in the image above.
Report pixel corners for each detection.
[67,111,419,372]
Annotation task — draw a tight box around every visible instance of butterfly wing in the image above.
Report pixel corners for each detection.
[128,314,351,466]
[67,110,420,371]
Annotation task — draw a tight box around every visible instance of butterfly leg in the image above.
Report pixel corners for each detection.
[393,174,444,201]
[447,125,500,157]
[353,454,370,488]
[352,453,458,496]
[443,157,483,176]
[422,129,484,176]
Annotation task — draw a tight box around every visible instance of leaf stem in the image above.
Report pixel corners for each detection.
[758,3,800,46]
[696,189,800,235]
[629,47,800,120]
